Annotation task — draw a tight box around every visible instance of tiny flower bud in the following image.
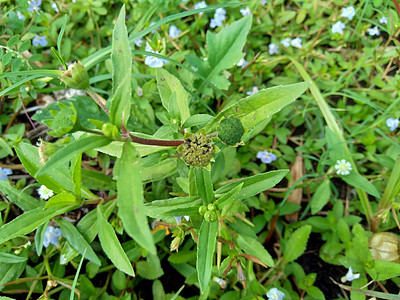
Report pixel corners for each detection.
[199,205,207,215]
[218,116,244,146]
[59,62,90,90]
[204,211,217,222]
[207,203,216,211]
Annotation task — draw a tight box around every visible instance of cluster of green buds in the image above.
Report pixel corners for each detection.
[199,203,219,223]
[101,123,120,140]
[217,116,244,146]
[178,131,216,167]
[59,61,90,90]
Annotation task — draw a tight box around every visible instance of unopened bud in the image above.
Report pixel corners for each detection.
[59,62,89,90]
[218,116,244,146]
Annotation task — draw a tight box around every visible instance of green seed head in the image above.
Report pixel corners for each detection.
[207,203,216,211]
[218,116,244,145]
[204,211,217,223]
[178,131,215,167]
[199,205,207,215]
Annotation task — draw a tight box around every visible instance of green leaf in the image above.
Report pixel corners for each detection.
[110,5,132,129]
[0,205,76,245]
[215,182,243,209]
[283,225,312,263]
[136,254,164,280]
[215,170,288,200]
[144,196,202,218]
[35,221,49,257]
[310,179,331,214]
[366,260,400,281]
[156,69,190,125]
[142,158,177,183]
[341,173,380,198]
[0,259,26,292]
[57,218,101,266]
[71,153,82,199]
[0,253,28,263]
[237,234,274,267]
[205,82,309,133]
[116,142,156,254]
[43,193,78,209]
[195,167,215,204]
[37,135,111,176]
[97,204,134,276]
[197,220,218,294]
[0,181,40,211]
[0,137,13,157]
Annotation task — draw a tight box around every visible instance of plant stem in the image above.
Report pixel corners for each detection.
[128,132,184,147]
[85,87,109,114]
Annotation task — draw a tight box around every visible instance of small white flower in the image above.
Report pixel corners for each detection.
[136,86,143,97]
[38,185,54,200]
[280,38,291,47]
[379,16,387,24]
[174,216,190,224]
[240,6,251,16]
[332,21,346,34]
[334,159,352,176]
[0,167,12,181]
[268,43,279,55]
[266,287,285,300]
[169,25,181,38]
[51,2,59,12]
[194,1,207,14]
[17,11,26,20]
[237,57,249,68]
[261,0,268,5]
[290,37,302,48]
[60,254,67,265]
[386,118,399,131]
[340,6,356,20]
[341,267,360,282]
[43,225,62,248]
[134,37,143,47]
[223,70,231,79]
[212,276,227,289]
[144,43,169,68]
[367,26,380,36]
[247,86,259,95]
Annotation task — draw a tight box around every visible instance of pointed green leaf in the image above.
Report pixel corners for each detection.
[97,204,134,276]
[195,167,214,204]
[0,253,28,263]
[44,193,78,209]
[144,196,202,218]
[57,218,101,266]
[0,181,40,211]
[197,220,218,294]
[283,225,312,263]
[310,179,331,214]
[341,173,380,198]
[110,5,132,128]
[116,142,156,254]
[37,135,111,176]
[237,234,274,267]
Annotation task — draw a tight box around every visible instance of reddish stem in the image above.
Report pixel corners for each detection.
[128,133,184,147]
[393,0,400,17]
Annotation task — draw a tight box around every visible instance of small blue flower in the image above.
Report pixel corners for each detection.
[51,2,59,13]
[367,26,380,36]
[247,86,259,95]
[32,35,47,47]
[290,37,302,48]
[386,118,399,131]
[240,6,252,16]
[237,57,249,68]
[43,225,62,248]
[169,25,181,38]
[134,37,143,47]
[280,38,291,47]
[266,287,285,300]
[268,43,279,55]
[340,6,355,20]
[144,43,168,68]
[379,16,387,24]
[261,0,268,5]
[257,150,277,164]
[194,1,207,14]
[0,167,12,181]
[174,216,190,224]
[332,21,346,34]
[210,8,226,28]
[28,0,41,13]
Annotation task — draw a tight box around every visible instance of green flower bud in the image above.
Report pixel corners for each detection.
[369,232,400,262]
[101,123,120,140]
[218,116,244,145]
[207,203,216,211]
[199,205,207,215]
[178,131,215,167]
[59,62,90,90]
[204,211,217,223]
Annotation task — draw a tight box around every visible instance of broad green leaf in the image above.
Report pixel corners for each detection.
[0,137,13,158]
[310,179,331,214]
[156,69,190,125]
[116,142,156,254]
[0,205,76,245]
[142,158,177,183]
[0,181,40,211]
[366,260,400,281]
[136,254,164,280]
[215,183,243,209]
[0,253,28,263]
[0,258,26,292]
[183,114,213,129]
[195,167,214,204]
[97,204,134,276]
[43,193,78,210]
[144,196,202,218]
[283,225,312,263]
[110,5,132,129]
[205,82,309,133]
[341,173,380,198]
[35,221,50,256]
[77,199,117,243]
[237,234,274,267]
[37,135,111,176]
[215,170,288,200]
[96,140,172,158]
[197,220,218,294]
[57,218,101,266]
